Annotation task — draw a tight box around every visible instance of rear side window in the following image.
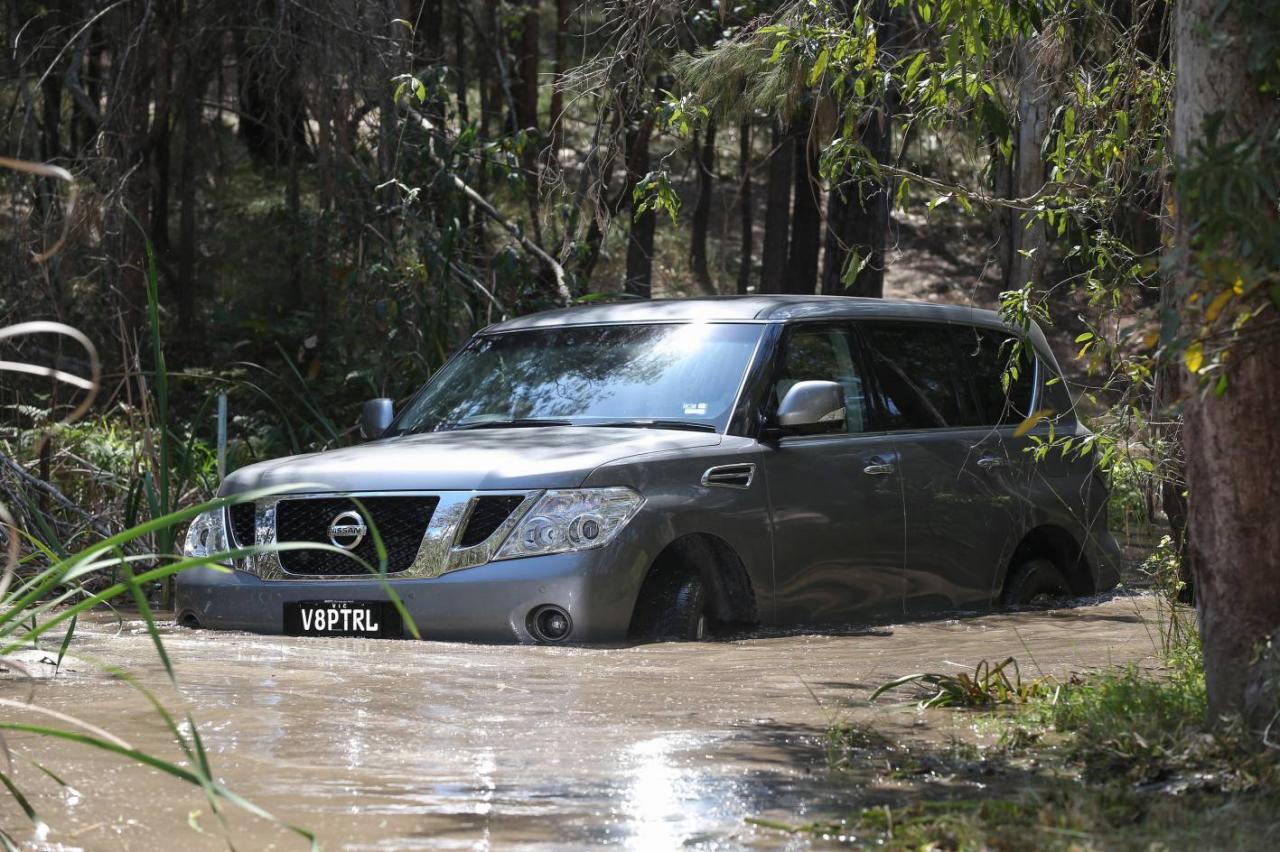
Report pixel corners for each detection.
[774,325,871,433]
[952,326,1036,426]
[859,321,970,430]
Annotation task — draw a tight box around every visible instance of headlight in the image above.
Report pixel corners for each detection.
[183,509,229,563]
[495,487,643,560]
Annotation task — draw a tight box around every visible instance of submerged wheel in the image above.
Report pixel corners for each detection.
[1002,557,1071,608]
[634,568,709,642]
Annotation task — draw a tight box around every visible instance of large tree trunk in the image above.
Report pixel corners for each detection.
[690,119,717,294]
[737,120,754,295]
[1174,0,1280,732]
[759,123,793,294]
[786,128,821,294]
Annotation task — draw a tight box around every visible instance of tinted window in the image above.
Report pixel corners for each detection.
[952,326,1036,425]
[774,325,870,433]
[859,321,970,430]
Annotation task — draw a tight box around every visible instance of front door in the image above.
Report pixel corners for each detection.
[762,323,906,626]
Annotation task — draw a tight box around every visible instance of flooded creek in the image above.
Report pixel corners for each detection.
[2,594,1162,850]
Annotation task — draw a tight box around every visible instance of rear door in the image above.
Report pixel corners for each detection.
[856,320,1029,611]
[762,322,906,626]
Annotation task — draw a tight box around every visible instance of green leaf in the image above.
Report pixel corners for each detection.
[895,177,910,212]
[808,48,830,86]
[904,51,926,87]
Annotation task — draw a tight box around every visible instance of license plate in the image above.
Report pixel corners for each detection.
[283,601,402,638]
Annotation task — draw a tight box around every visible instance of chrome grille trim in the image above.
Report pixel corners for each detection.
[244,490,539,581]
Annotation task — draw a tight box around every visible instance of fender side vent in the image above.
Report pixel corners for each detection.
[701,463,756,490]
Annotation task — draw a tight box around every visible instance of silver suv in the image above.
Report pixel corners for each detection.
[177,296,1121,643]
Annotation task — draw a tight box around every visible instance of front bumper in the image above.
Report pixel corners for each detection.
[174,548,637,644]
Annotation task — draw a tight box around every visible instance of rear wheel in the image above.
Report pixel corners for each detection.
[633,568,708,642]
[1002,558,1071,608]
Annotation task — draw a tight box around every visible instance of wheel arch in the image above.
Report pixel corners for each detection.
[1003,524,1095,597]
[627,532,758,637]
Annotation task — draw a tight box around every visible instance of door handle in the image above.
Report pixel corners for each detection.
[976,456,1007,470]
[863,455,896,476]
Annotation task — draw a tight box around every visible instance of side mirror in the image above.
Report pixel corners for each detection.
[774,381,845,435]
[360,398,394,440]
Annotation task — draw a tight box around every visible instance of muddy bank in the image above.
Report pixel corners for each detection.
[0,594,1163,850]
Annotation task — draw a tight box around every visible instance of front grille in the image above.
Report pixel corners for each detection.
[275,496,439,576]
[458,495,526,547]
[228,503,256,547]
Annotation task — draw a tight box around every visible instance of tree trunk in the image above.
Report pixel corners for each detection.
[845,106,892,298]
[786,128,821,295]
[690,118,717,294]
[623,105,656,298]
[1173,0,1280,732]
[759,123,793,294]
[548,0,570,152]
[515,0,541,134]
[737,120,754,295]
[1004,33,1058,290]
[821,186,851,295]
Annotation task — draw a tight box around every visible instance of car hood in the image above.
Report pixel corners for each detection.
[220,426,723,494]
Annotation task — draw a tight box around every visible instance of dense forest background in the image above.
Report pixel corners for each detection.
[1,0,1173,444]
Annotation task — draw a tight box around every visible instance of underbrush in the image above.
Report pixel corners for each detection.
[802,593,1280,850]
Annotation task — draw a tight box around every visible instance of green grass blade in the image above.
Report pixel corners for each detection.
[0,768,46,833]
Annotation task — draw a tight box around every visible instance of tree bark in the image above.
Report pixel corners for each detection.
[786,128,821,295]
[1004,32,1059,290]
[690,118,717,294]
[759,123,793,294]
[844,106,892,298]
[548,0,571,152]
[1173,0,1280,732]
[623,104,656,298]
[736,120,754,295]
[515,0,541,134]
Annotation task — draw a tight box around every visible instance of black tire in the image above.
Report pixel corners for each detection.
[633,568,709,642]
[1002,558,1071,608]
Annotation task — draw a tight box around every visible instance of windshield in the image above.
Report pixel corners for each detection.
[387,322,763,435]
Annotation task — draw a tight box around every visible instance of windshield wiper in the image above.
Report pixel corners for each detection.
[584,419,719,433]
[447,418,573,431]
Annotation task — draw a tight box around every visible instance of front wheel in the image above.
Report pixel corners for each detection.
[633,568,708,642]
[1002,558,1071,608]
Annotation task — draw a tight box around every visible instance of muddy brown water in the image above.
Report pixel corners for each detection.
[1,593,1164,850]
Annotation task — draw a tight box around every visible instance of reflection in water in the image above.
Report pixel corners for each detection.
[624,735,692,849]
[2,594,1160,850]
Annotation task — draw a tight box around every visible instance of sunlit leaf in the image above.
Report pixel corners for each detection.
[1184,341,1204,374]
[1013,409,1053,438]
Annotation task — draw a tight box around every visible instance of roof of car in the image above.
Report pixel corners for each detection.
[482,295,1011,332]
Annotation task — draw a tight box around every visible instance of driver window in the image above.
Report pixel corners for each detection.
[775,326,870,433]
